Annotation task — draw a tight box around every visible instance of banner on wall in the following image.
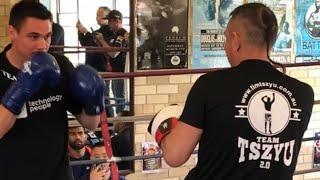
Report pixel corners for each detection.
[136,0,188,70]
[142,142,162,173]
[296,0,320,62]
[314,132,320,167]
[248,0,293,63]
[192,0,243,69]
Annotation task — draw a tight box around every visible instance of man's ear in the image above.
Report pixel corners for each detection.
[8,25,18,40]
[231,32,241,52]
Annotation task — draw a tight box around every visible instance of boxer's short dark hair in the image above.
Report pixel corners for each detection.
[9,1,52,31]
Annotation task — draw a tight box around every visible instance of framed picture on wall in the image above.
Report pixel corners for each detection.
[192,0,243,69]
[136,0,188,70]
[314,132,320,167]
[142,142,161,173]
[248,0,294,64]
[296,0,320,62]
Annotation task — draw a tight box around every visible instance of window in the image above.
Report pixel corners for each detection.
[116,0,130,31]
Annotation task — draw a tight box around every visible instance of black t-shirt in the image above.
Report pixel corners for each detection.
[51,23,65,46]
[78,25,112,72]
[0,44,82,180]
[111,127,134,170]
[180,60,314,180]
[104,28,128,72]
[49,23,65,53]
[70,147,91,180]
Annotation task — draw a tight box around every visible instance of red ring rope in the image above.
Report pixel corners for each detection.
[100,110,119,180]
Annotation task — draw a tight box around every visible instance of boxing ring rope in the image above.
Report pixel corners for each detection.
[50,45,129,52]
[70,150,198,166]
[100,110,120,180]
[294,167,320,175]
[71,135,318,166]
[105,102,129,108]
[70,135,320,175]
[49,45,320,70]
[98,62,320,80]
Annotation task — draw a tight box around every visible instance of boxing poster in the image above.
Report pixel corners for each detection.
[192,0,243,69]
[248,0,293,63]
[296,0,320,62]
[314,132,320,167]
[142,142,161,173]
[136,0,188,70]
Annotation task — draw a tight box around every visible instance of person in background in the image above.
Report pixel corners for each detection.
[112,112,134,171]
[76,6,111,72]
[49,22,65,53]
[68,115,92,180]
[96,10,129,116]
[78,140,126,180]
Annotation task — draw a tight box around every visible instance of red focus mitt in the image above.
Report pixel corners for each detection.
[148,104,183,145]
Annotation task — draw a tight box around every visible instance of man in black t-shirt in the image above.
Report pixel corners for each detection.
[148,3,314,180]
[49,22,65,53]
[111,121,134,170]
[96,10,129,115]
[76,6,111,72]
[0,2,105,180]
[68,118,92,180]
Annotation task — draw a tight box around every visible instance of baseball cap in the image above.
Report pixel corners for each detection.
[107,10,123,20]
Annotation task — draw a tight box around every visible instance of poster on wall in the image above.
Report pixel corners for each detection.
[296,0,320,62]
[314,132,320,167]
[192,0,243,69]
[142,142,162,173]
[248,0,293,63]
[136,0,188,70]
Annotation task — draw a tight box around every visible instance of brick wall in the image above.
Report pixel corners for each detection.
[128,75,197,180]
[0,0,14,50]
[127,69,320,180]
[288,67,320,180]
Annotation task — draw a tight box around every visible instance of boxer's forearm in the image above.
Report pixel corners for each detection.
[161,121,202,167]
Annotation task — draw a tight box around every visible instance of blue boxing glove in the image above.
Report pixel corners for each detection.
[1,52,61,114]
[70,65,105,115]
